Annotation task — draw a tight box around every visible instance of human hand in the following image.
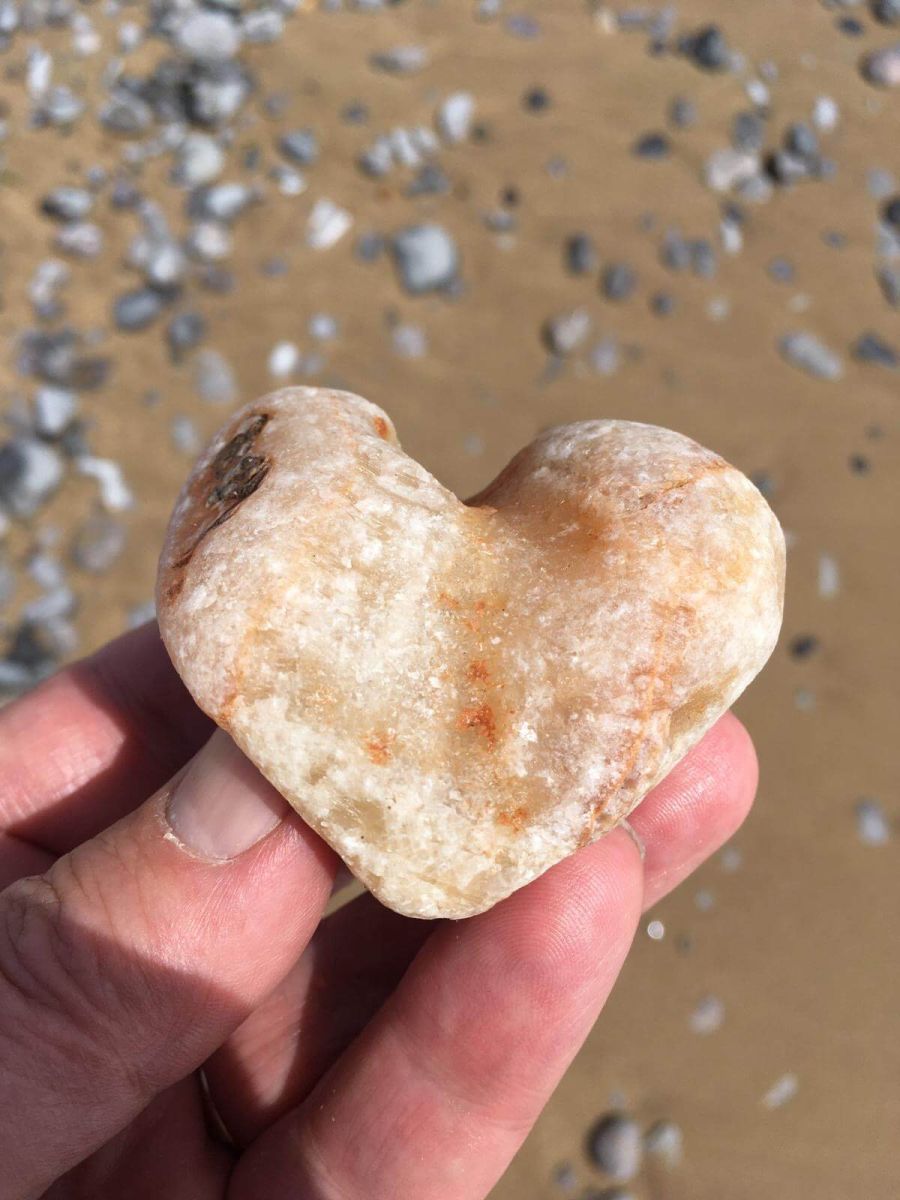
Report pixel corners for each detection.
[0,622,757,1200]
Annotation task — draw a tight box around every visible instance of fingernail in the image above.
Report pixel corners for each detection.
[618,818,646,862]
[166,731,286,861]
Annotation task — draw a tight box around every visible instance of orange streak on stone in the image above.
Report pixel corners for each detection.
[365,731,396,765]
[458,703,497,748]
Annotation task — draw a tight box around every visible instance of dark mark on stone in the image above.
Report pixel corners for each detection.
[170,412,271,572]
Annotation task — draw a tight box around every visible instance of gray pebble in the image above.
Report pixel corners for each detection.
[113,288,168,332]
[260,256,289,278]
[76,457,133,511]
[704,148,760,192]
[188,182,256,222]
[29,260,69,319]
[54,222,103,259]
[566,233,597,275]
[785,122,819,160]
[0,438,64,517]
[770,149,811,185]
[855,798,891,844]
[370,45,429,74]
[667,226,696,270]
[436,91,475,143]
[130,234,186,288]
[3,621,58,676]
[737,172,775,203]
[690,993,725,1034]
[170,415,202,455]
[506,12,540,37]
[872,0,900,23]
[602,262,638,301]
[267,342,298,382]
[591,337,620,375]
[0,0,18,36]
[780,331,844,380]
[868,168,896,199]
[110,178,142,210]
[768,256,796,282]
[174,11,242,62]
[99,91,154,136]
[33,386,77,437]
[0,556,14,608]
[720,217,743,255]
[279,128,319,166]
[644,1119,684,1165]
[25,588,73,630]
[359,137,394,177]
[0,660,41,693]
[682,24,732,71]
[306,197,353,250]
[543,308,591,355]
[551,1161,577,1193]
[271,166,307,196]
[881,194,900,228]
[691,239,718,277]
[40,186,93,223]
[483,209,516,233]
[309,312,339,341]
[36,87,85,128]
[172,133,225,187]
[71,512,126,573]
[166,311,207,360]
[852,331,898,367]
[633,131,670,159]
[407,163,451,197]
[650,291,676,316]
[668,95,697,128]
[194,348,238,405]
[731,110,765,153]
[392,224,459,293]
[186,221,232,261]
[128,600,157,629]
[812,94,840,131]
[876,263,900,306]
[861,43,900,86]
[355,232,386,262]
[762,1073,799,1109]
[197,265,235,293]
[185,64,251,126]
[241,8,283,43]
[586,1114,642,1182]
[28,552,65,592]
[392,323,428,358]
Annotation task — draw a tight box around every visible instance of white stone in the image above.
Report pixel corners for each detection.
[437,92,475,143]
[158,389,785,919]
[174,11,242,62]
[306,198,353,250]
[268,342,301,379]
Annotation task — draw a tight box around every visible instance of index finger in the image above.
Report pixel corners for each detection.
[0,623,211,862]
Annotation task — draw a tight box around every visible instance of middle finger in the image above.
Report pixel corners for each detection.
[208,713,756,1146]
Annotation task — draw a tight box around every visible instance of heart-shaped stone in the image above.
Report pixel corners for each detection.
[158,389,784,918]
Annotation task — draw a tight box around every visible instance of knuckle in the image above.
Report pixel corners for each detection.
[0,862,154,1099]
[0,872,85,1019]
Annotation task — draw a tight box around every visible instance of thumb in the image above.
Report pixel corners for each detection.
[0,731,335,1200]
